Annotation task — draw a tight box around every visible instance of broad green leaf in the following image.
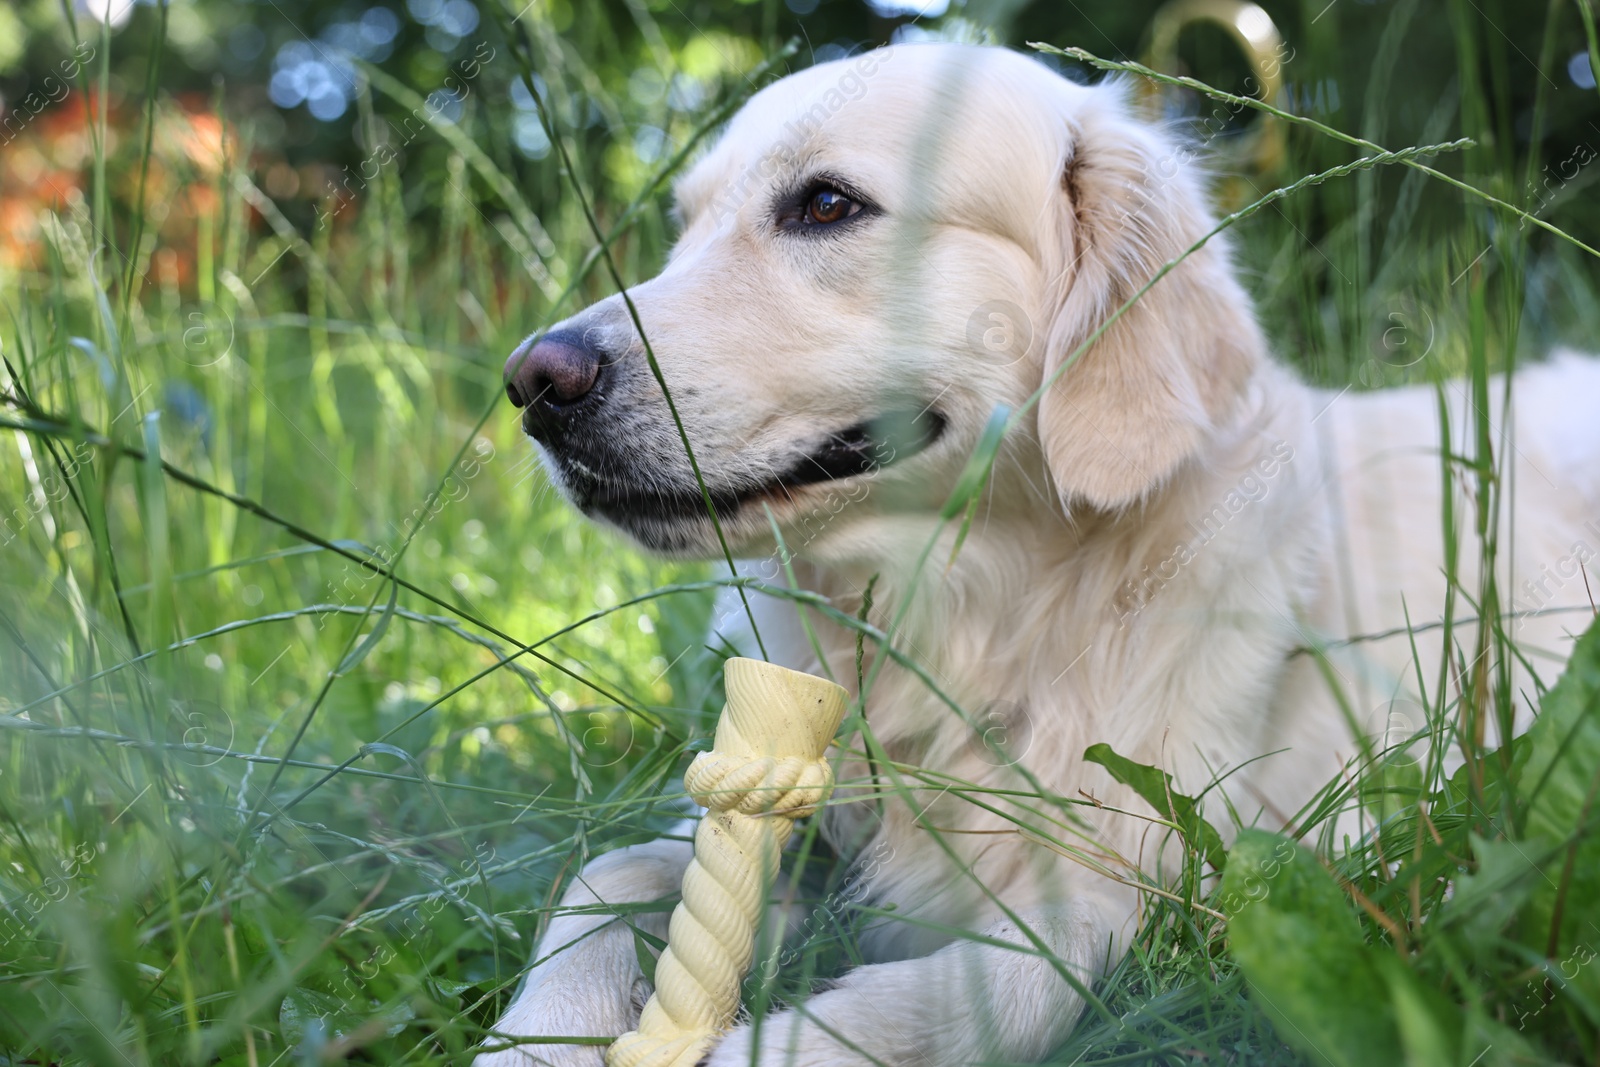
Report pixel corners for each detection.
[1435,615,1600,1027]
[1084,742,1226,870]
[1440,834,1543,953]
[1374,953,1537,1067]
[1221,829,1398,1066]
[1224,831,1539,1066]
[1515,613,1600,976]
[1361,753,1424,824]
[1375,952,1458,1065]
[1441,732,1529,818]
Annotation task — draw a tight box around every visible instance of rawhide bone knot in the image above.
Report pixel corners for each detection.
[605,657,849,1067]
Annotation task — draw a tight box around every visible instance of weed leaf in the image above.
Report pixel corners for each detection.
[1084,742,1225,870]
[1223,830,1401,1066]
[336,579,399,675]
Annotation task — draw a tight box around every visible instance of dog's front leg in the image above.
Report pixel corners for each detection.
[704,895,1125,1067]
[476,838,693,1067]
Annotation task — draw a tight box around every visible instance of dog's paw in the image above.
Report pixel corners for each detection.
[473,999,615,1067]
[474,974,650,1067]
[474,1040,606,1067]
[477,841,693,1066]
[702,1011,878,1067]
[473,1006,618,1067]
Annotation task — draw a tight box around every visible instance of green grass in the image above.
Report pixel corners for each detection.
[2,0,1600,1063]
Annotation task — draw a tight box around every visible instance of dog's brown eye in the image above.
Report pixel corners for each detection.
[806,189,858,225]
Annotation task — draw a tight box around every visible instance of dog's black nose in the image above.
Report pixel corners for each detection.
[504,330,603,412]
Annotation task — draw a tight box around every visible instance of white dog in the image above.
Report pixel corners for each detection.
[481,43,1600,1067]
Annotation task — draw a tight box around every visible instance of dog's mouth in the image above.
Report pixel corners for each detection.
[557,407,946,536]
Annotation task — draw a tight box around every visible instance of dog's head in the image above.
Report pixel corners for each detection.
[506,44,1262,557]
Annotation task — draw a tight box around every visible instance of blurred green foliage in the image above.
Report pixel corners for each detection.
[4,0,1597,356]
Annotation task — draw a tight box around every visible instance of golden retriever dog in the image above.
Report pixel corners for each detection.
[479,43,1600,1067]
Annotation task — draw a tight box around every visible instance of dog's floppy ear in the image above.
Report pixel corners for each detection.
[1038,87,1263,512]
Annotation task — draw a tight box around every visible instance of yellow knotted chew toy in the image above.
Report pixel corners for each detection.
[606,658,848,1067]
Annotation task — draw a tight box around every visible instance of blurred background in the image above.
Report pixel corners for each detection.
[4,0,1599,356]
[1,0,1598,1062]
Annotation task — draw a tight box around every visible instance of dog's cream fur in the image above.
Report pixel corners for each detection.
[479,44,1600,1067]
